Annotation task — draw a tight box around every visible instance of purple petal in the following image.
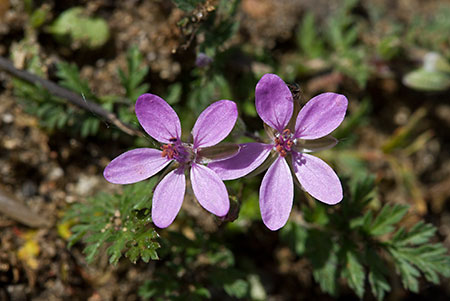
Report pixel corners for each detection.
[152,167,186,228]
[190,163,229,217]
[104,148,171,184]
[292,153,342,205]
[192,100,238,148]
[294,93,348,140]
[259,157,293,231]
[135,93,181,143]
[255,74,293,132]
[208,143,272,180]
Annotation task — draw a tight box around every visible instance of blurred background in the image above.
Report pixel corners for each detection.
[0,0,450,300]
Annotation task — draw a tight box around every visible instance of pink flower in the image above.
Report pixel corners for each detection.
[209,74,348,231]
[104,94,238,228]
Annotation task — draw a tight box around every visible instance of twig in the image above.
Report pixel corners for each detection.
[0,188,50,228]
[0,56,142,137]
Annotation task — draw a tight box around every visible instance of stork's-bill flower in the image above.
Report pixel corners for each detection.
[209,74,348,231]
[104,94,238,228]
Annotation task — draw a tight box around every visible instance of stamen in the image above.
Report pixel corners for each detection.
[274,128,294,157]
[160,137,188,162]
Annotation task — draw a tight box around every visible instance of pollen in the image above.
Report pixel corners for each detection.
[160,137,190,162]
[274,129,294,157]
[161,137,180,160]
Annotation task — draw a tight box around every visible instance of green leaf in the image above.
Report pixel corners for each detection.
[341,249,365,298]
[403,68,450,91]
[392,221,436,246]
[56,61,97,100]
[224,279,249,298]
[297,13,324,58]
[303,203,329,226]
[30,6,50,28]
[389,243,450,290]
[165,83,182,105]
[350,210,373,229]
[368,204,409,236]
[193,287,211,299]
[280,221,308,255]
[187,74,232,115]
[64,180,160,265]
[47,7,110,49]
[368,269,390,301]
[118,45,149,100]
[313,250,339,296]
[388,223,450,292]
[365,249,390,301]
[389,249,421,292]
[172,0,205,11]
[306,230,338,296]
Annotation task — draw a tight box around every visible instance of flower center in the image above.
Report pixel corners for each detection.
[161,137,189,163]
[274,129,295,157]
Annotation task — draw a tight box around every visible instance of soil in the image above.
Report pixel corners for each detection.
[0,0,450,300]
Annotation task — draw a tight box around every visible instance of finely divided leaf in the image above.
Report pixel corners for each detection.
[368,204,409,236]
[341,249,365,298]
[365,249,390,301]
[56,61,97,100]
[388,220,450,293]
[306,230,339,296]
[64,180,160,265]
[392,221,436,246]
[118,45,149,100]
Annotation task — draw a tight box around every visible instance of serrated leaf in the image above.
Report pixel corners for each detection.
[392,221,436,246]
[107,234,127,265]
[118,45,149,100]
[312,251,339,296]
[298,13,324,58]
[306,230,338,296]
[342,249,365,298]
[388,240,450,293]
[280,221,308,255]
[350,210,373,229]
[366,249,390,301]
[56,61,96,100]
[368,269,390,301]
[369,204,409,236]
[391,251,421,292]
[64,180,160,265]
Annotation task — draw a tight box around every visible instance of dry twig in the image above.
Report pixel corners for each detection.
[0,56,141,137]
